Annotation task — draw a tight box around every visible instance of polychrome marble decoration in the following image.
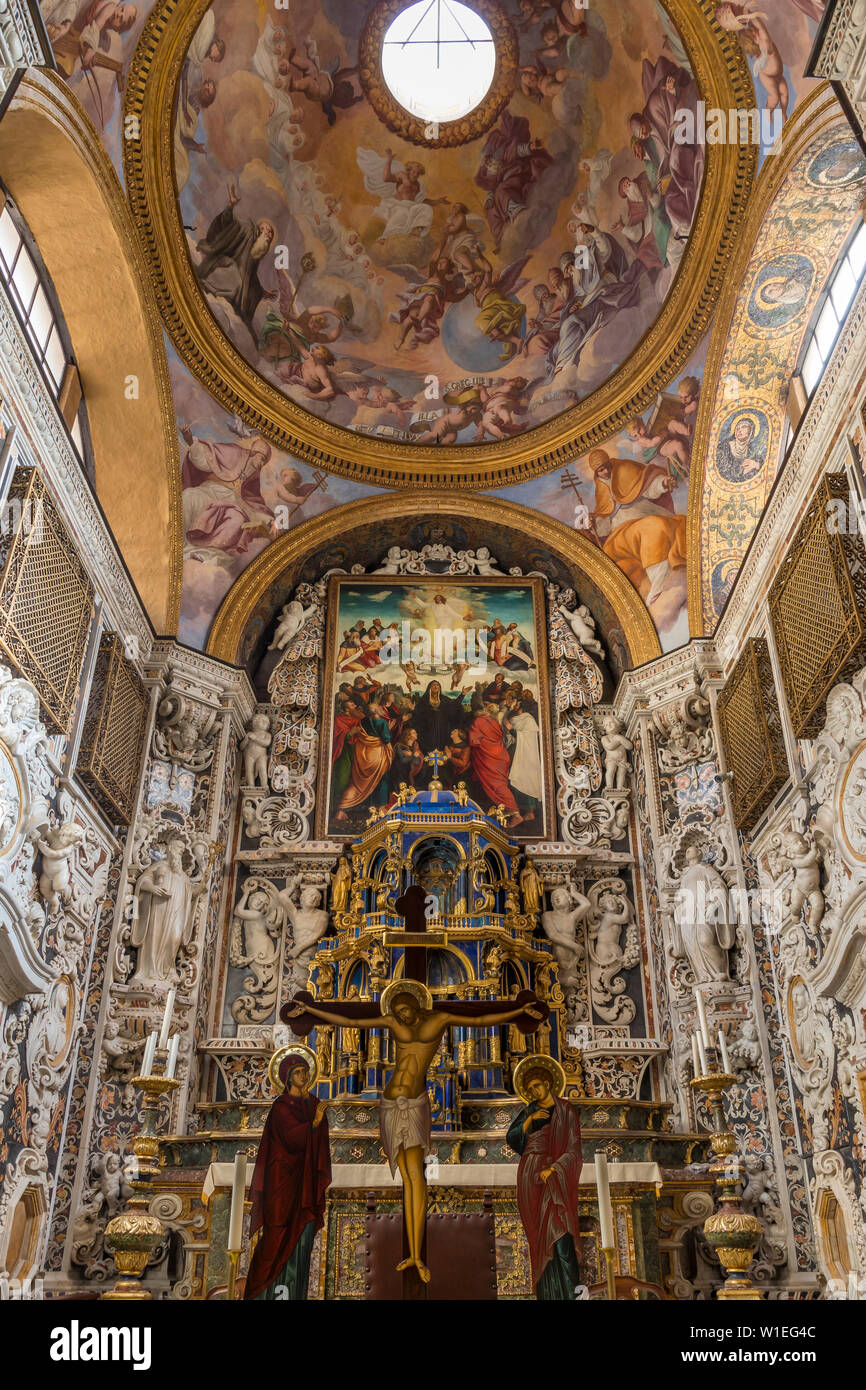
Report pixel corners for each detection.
[174,0,706,444]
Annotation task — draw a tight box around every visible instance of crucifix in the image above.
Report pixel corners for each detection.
[281,883,548,1298]
[425,747,446,790]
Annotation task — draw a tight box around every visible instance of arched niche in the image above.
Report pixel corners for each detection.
[0,70,181,633]
[206,491,662,677]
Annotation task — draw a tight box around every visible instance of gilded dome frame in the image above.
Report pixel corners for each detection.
[124,0,755,489]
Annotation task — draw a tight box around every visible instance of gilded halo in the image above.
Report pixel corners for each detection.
[513,1054,566,1102]
[268,1041,319,1094]
[381,979,433,1014]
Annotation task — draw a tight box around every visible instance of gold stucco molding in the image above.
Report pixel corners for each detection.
[124,0,754,490]
[685,83,847,637]
[205,490,662,666]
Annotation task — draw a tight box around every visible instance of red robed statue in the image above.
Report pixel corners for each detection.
[244,1053,331,1301]
[507,1055,583,1300]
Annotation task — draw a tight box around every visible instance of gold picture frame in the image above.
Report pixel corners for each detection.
[315,573,556,841]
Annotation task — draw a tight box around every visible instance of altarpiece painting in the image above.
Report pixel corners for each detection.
[317,575,554,839]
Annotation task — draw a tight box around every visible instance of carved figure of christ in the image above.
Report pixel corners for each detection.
[283,987,546,1284]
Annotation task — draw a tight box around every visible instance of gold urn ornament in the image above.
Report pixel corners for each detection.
[102,1199,165,1301]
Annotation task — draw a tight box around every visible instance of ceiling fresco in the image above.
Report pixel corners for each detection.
[168,348,378,650]
[495,338,707,650]
[35,0,836,658]
[172,0,705,446]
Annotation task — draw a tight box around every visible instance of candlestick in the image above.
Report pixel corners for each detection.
[228,1152,247,1254]
[141,1031,157,1078]
[595,1151,615,1249]
[718,1029,732,1075]
[166,1033,180,1080]
[601,1245,617,1302]
[158,987,176,1051]
[102,1066,179,1301]
[226,1249,241,1303]
[691,1033,701,1077]
[689,1068,762,1299]
[696,1031,708,1075]
[695,989,711,1049]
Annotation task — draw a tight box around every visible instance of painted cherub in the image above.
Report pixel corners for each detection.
[240,712,271,789]
[37,823,84,913]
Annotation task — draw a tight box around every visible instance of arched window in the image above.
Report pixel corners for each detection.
[0,182,93,472]
[800,218,866,397]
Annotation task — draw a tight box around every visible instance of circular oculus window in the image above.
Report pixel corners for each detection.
[381,0,497,124]
[359,0,519,148]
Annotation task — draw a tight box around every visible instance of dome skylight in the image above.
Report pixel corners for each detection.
[381,0,497,125]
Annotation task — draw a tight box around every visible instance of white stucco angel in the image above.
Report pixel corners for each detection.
[240,712,271,788]
[356,147,445,241]
[268,597,318,652]
[278,875,330,991]
[557,598,605,658]
[37,822,84,913]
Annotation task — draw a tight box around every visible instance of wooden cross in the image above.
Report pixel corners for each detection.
[391,883,445,983]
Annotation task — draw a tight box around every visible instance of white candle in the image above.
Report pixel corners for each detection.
[141,1030,157,1078]
[228,1152,247,1253]
[718,1029,732,1075]
[166,1034,180,1080]
[595,1151,615,1249]
[158,987,176,1051]
[695,989,711,1049]
[696,1031,708,1075]
[691,1033,701,1077]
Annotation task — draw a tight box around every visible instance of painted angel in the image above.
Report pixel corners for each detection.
[575,149,613,225]
[356,147,447,241]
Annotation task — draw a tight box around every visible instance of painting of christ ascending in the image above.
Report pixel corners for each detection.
[318,576,554,841]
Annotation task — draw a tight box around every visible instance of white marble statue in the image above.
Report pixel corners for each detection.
[671,845,735,984]
[540,884,589,987]
[472,546,504,576]
[558,599,605,658]
[36,822,84,913]
[240,712,271,788]
[279,875,330,991]
[268,597,317,652]
[130,838,207,984]
[599,714,632,790]
[776,827,825,929]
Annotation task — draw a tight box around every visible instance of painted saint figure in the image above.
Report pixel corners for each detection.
[507,1059,583,1300]
[244,1052,331,1301]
